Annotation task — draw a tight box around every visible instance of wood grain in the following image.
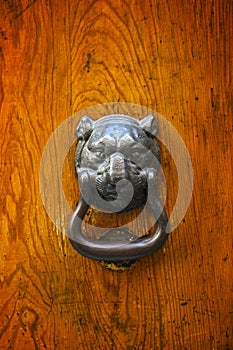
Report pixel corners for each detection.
[0,0,232,349]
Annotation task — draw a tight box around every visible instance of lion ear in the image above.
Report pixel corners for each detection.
[139,115,158,137]
[76,116,94,140]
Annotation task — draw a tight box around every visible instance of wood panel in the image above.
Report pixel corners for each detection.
[0,0,232,349]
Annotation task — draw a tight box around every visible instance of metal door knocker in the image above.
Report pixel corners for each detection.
[68,114,168,270]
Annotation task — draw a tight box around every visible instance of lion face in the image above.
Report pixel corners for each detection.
[75,115,161,211]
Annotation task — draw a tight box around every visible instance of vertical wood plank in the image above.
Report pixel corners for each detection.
[0,0,232,349]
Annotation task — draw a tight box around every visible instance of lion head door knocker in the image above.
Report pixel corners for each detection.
[68,114,169,271]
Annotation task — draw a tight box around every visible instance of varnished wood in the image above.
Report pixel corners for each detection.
[0,0,232,349]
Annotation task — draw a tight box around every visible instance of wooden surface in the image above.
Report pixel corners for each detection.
[0,0,232,349]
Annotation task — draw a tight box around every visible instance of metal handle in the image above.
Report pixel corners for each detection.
[68,169,168,263]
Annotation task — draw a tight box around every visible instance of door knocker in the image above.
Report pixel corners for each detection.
[68,114,168,271]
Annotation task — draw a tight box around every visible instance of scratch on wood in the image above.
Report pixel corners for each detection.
[193,307,216,319]
[85,52,92,73]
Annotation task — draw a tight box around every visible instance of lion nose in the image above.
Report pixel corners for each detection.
[109,152,125,183]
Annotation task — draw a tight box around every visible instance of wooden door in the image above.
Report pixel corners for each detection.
[0,0,232,349]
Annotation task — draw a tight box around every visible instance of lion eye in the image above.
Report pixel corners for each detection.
[95,151,105,159]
